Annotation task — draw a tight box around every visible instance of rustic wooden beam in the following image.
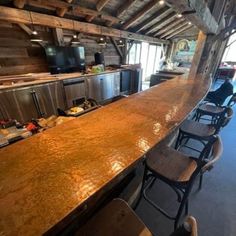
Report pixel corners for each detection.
[160,22,189,38]
[116,0,138,18]
[188,31,207,79]
[135,6,172,32]
[25,0,120,24]
[166,24,193,39]
[53,28,64,46]
[56,0,73,17]
[122,0,159,30]
[110,37,123,58]
[166,0,219,34]
[96,0,110,11]
[13,0,26,8]
[86,0,110,22]
[0,6,169,44]
[144,12,177,34]
[154,18,185,36]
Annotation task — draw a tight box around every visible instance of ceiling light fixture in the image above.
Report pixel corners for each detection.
[177,13,183,18]
[97,37,106,46]
[117,39,124,47]
[29,12,42,42]
[159,0,165,5]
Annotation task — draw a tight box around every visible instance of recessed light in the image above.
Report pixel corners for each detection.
[159,0,165,5]
[177,14,182,18]
[188,22,192,25]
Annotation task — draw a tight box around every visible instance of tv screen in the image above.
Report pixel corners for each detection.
[45,46,85,74]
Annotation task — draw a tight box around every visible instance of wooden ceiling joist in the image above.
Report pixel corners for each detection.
[135,6,172,32]
[166,24,193,39]
[96,0,110,11]
[116,0,138,18]
[13,0,25,9]
[166,0,219,34]
[144,12,177,35]
[56,0,73,17]
[23,0,120,25]
[122,0,159,30]
[160,22,189,38]
[154,18,185,36]
[0,6,168,44]
[86,0,110,22]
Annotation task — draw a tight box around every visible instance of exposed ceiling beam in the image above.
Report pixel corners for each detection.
[96,0,110,11]
[166,0,219,34]
[154,18,185,36]
[134,6,172,32]
[13,0,25,8]
[56,0,73,17]
[86,0,110,22]
[160,22,189,38]
[116,0,138,18]
[0,6,169,44]
[144,12,177,34]
[166,24,193,39]
[122,0,159,30]
[24,0,121,25]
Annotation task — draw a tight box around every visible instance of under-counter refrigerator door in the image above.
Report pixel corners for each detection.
[0,88,39,123]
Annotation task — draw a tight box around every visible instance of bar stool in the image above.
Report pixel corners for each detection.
[75,198,198,236]
[175,107,231,152]
[138,135,222,229]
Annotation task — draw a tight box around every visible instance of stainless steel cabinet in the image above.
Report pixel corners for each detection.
[86,72,120,103]
[0,81,66,123]
[63,77,86,108]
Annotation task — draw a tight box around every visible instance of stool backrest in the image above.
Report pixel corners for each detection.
[227,92,236,107]
[221,107,234,128]
[201,135,223,172]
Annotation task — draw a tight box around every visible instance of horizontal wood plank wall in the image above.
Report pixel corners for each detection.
[0,23,50,76]
[0,23,120,76]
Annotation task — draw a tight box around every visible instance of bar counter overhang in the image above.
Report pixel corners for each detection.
[0,74,211,235]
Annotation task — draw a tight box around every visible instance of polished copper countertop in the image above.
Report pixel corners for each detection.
[0,75,211,236]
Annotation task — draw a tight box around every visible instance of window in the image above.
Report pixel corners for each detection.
[127,42,141,64]
[127,41,163,81]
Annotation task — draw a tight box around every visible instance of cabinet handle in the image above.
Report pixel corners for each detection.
[31,90,44,118]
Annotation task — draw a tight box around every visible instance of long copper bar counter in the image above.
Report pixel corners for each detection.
[0,74,211,236]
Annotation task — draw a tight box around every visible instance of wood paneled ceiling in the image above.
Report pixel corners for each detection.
[2,0,198,41]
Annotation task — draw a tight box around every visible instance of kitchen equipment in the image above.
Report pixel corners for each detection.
[94,52,105,66]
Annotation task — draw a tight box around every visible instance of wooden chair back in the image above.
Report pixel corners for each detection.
[227,92,236,107]
[201,135,223,172]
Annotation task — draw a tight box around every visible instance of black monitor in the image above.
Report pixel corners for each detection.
[45,46,86,74]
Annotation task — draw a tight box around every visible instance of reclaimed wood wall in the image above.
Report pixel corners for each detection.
[0,22,120,76]
[0,22,49,76]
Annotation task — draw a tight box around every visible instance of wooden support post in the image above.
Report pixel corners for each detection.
[110,37,123,58]
[188,31,207,79]
[53,28,64,46]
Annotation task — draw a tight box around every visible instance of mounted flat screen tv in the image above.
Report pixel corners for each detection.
[45,46,86,74]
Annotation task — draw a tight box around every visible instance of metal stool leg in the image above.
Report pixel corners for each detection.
[198,173,203,190]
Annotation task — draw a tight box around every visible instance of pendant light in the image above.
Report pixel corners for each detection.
[97,37,106,46]
[71,21,81,45]
[117,39,124,47]
[71,34,81,45]
[29,12,42,42]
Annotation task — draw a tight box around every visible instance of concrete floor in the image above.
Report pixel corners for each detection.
[136,79,236,236]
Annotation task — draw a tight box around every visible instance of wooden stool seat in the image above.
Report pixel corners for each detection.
[76,199,152,236]
[146,145,197,182]
[180,120,216,138]
[198,104,224,115]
